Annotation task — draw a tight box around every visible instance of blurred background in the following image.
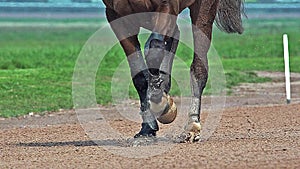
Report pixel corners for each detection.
[0,0,300,18]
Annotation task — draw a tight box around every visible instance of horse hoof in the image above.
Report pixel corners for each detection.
[151,94,177,124]
[185,132,201,143]
[184,122,202,143]
[134,132,156,138]
[134,121,158,138]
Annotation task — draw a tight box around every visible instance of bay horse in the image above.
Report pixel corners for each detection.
[102,0,244,142]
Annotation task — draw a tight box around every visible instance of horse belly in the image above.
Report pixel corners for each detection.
[129,0,154,12]
[111,0,155,16]
[112,0,133,16]
[179,0,195,11]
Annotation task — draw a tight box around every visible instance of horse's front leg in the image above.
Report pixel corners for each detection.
[125,41,159,138]
[185,0,219,142]
[124,37,160,138]
[106,9,158,138]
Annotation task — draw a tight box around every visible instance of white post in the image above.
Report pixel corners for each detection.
[283,34,291,104]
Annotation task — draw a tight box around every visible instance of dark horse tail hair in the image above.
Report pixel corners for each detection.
[215,0,245,34]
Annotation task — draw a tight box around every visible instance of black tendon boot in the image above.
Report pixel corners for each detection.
[134,110,159,138]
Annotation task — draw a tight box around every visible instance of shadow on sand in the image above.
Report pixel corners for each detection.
[16,136,180,148]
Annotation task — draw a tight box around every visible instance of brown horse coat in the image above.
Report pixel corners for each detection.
[103,0,196,16]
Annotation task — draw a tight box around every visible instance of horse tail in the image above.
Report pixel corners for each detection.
[215,0,245,34]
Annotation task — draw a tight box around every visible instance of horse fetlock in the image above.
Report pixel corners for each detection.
[140,110,158,130]
[185,121,201,133]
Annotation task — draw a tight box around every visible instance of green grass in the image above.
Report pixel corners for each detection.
[0,68,73,117]
[213,18,300,59]
[0,17,104,23]
[0,17,299,117]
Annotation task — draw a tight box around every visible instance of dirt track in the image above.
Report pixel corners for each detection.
[1,72,300,168]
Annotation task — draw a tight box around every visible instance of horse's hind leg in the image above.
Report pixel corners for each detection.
[186,0,219,142]
[144,27,179,123]
[143,2,179,122]
[159,26,180,94]
[106,8,158,137]
[145,26,179,92]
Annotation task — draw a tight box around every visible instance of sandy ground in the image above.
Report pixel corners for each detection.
[1,71,300,168]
